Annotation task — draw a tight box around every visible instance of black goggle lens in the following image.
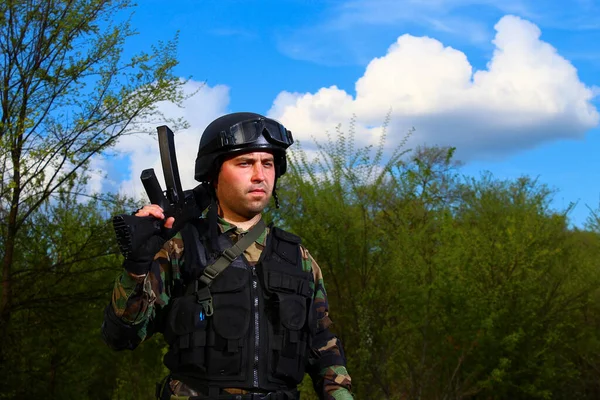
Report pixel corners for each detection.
[224,118,293,148]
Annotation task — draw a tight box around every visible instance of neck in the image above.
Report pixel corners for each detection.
[221,213,262,231]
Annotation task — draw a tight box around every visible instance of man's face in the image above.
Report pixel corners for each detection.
[215,151,276,221]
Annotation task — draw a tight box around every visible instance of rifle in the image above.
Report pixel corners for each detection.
[112,125,210,259]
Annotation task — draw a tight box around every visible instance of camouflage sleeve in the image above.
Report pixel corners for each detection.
[102,234,183,350]
[301,247,354,400]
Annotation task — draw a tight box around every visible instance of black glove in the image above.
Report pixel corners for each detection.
[112,214,171,275]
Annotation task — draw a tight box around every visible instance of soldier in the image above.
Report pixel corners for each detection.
[102,112,353,400]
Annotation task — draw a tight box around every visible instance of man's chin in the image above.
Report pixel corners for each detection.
[245,201,269,216]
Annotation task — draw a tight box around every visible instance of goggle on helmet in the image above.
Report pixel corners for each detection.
[195,113,294,183]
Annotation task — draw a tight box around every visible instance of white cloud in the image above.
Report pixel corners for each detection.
[115,80,231,200]
[268,15,599,162]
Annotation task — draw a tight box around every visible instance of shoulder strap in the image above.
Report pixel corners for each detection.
[199,218,266,286]
[186,218,266,317]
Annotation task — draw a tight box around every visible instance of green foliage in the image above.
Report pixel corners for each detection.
[0,0,184,397]
[272,120,600,400]
[0,188,157,398]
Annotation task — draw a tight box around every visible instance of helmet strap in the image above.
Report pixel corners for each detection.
[272,177,280,209]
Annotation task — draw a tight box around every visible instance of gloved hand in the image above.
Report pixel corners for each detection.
[113,205,175,276]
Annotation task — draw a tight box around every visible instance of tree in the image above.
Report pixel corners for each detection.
[0,0,184,335]
[273,119,600,399]
[0,0,187,394]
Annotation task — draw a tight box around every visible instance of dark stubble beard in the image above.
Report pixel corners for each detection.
[222,189,272,220]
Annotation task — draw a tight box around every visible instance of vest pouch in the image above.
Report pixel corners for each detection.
[163,294,208,372]
[205,266,251,380]
[265,270,312,331]
[277,292,307,331]
[266,275,312,385]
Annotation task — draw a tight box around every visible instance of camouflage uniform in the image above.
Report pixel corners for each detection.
[105,217,353,400]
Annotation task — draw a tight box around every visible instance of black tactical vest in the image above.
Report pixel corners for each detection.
[162,219,315,392]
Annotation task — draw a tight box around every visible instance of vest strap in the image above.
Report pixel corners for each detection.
[184,219,266,317]
[194,285,214,317]
[199,218,266,286]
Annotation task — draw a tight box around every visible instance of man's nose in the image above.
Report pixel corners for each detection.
[252,164,265,181]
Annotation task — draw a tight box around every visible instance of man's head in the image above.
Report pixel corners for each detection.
[195,112,294,219]
[215,151,275,221]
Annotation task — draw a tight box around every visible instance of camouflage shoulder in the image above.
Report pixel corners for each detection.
[167,231,185,257]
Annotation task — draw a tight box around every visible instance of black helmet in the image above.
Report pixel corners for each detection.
[194,112,294,182]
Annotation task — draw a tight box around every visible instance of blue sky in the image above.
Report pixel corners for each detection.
[104,0,600,228]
